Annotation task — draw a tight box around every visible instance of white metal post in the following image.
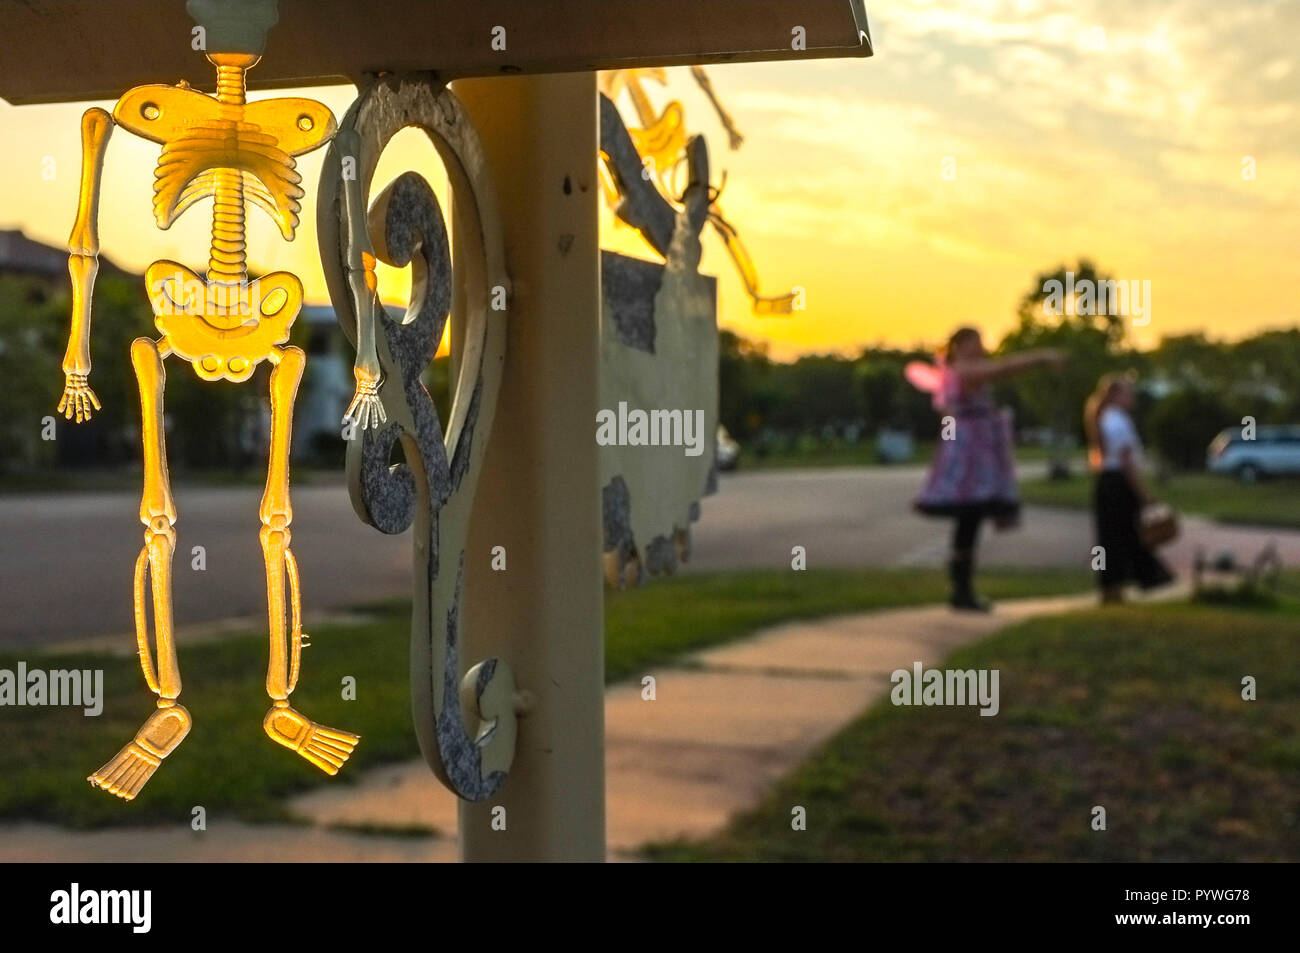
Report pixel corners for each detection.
[451,73,606,862]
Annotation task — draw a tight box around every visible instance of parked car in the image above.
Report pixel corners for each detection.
[716,425,740,471]
[1207,425,1300,483]
[875,428,915,464]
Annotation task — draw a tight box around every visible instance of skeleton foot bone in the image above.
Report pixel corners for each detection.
[88,704,192,800]
[263,704,360,775]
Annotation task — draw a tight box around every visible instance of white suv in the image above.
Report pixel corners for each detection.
[1207,425,1300,483]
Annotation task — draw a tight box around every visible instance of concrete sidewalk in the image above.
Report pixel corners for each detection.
[0,592,1105,862]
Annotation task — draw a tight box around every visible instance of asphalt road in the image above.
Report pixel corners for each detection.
[0,481,409,649]
[689,464,1300,577]
[3,465,1298,647]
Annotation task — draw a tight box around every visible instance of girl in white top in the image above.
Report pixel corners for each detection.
[1085,372,1172,602]
[1098,402,1143,471]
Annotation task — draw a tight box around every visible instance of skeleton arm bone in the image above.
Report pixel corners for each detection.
[60,107,114,422]
[690,67,744,151]
[708,205,798,315]
[338,130,386,431]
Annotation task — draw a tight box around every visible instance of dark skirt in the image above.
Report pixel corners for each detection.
[915,497,1021,523]
[1093,470,1173,590]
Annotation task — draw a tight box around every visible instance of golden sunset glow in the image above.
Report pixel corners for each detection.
[3,0,1296,361]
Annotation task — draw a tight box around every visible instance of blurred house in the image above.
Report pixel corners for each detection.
[0,229,350,469]
[0,229,134,469]
[294,304,354,463]
[0,227,129,279]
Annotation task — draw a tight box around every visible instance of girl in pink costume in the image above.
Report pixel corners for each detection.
[909,327,1064,610]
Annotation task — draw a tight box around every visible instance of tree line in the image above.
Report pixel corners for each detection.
[1,271,293,475]
[721,260,1300,470]
[4,258,1297,475]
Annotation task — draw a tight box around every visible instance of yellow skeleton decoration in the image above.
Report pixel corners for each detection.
[57,0,359,800]
[599,67,798,315]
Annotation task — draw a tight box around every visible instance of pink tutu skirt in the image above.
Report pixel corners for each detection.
[915,404,1020,523]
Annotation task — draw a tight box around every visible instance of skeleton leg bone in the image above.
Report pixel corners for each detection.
[259,345,360,773]
[89,338,191,800]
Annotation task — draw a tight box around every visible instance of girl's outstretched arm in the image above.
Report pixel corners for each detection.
[952,348,1064,387]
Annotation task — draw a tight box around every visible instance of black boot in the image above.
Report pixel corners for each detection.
[948,553,991,612]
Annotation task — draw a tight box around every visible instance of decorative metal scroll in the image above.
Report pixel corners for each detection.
[317,75,516,800]
[599,95,719,587]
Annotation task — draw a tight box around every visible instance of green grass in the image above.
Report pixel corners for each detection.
[602,567,1085,683]
[646,596,1300,862]
[0,568,1086,828]
[1020,472,1300,529]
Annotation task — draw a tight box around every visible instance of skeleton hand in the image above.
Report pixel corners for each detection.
[343,368,386,432]
[57,371,102,423]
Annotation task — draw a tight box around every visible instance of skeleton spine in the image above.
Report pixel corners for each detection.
[208,62,247,285]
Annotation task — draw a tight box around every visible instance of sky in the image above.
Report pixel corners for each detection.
[1,0,1297,362]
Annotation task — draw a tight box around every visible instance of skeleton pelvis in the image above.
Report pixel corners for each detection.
[145,261,300,382]
[630,103,687,169]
